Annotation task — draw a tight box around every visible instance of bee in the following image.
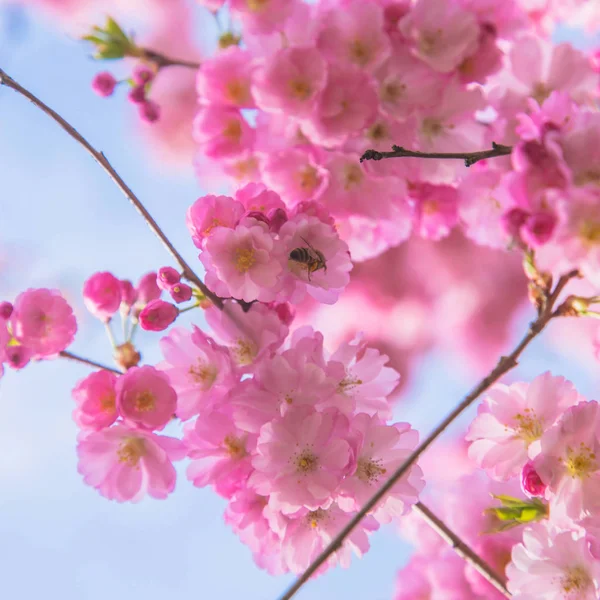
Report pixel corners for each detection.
[289,237,327,281]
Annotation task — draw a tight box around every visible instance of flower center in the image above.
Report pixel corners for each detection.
[188,360,218,390]
[225,80,251,105]
[512,408,543,444]
[294,448,319,474]
[418,29,442,56]
[337,375,363,395]
[564,444,598,478]
[579,220,600,246]
[381,80,406,104]
[134,391,156,412]
[421,117,444,139]
[203,218,222,237]
[247,0,268,11]
[531,82,551,105]
[223,119,243,143]
[560,565,591,594]
[234,338,257,365]
[349,39,370,66]
[117,437,146,467]
[297,165,320,191]
[343,164,364,190]
[224,434,247,459]
[356,457,387,484]
[574,170,600,187]
[289,79,312,100]
[306,508,328,529]
[99,392,116,414]
[235,248,256,273]
[367,122,387,141]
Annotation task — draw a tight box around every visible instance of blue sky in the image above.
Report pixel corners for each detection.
[1,6,599,600]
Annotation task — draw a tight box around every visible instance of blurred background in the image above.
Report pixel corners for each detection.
[0,3,599,599]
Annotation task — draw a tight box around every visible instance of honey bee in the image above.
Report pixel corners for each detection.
[289,237,327,281]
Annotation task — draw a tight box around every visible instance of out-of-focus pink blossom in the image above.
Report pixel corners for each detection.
[193,106,255,158]
[0,302,13,319]
[6,344,31,370]
[139,100,161,123]
[409,183,459,240]
[136,271,161,306]
[132,64,155,86]
[11,288,76,357]
[92,72,117,97]
[77,424,186,502]
[83,271,122,321]
[72,370,119,430]
[139,299,178,331]
[229,0,295,34]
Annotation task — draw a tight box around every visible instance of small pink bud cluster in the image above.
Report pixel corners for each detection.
[91,63,160,124]
[187,183,352,305]
[0,288,77,377]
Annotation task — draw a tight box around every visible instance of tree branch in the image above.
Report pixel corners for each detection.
[0,67,222,310]
[278,269,579,600]
[413,502,510,598]
[140,49,201,70]
[360,142,513,167]
[59,350,122,374]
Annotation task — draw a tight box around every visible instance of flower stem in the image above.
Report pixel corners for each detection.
[59,350,122,374]
[138,48,200,70]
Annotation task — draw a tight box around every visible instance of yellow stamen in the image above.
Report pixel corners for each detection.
[117,437,146,467]
[235,248,256,273]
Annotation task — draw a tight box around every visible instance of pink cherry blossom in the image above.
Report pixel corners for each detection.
[193,106,255,159]
[252,46,327,117]
[116,365,177,431]
[534,401,600,520]
[338,414,424,523]
[251,405,352,513]
[521,461,547,498]
[301,65,378,147]
[5,345,31,370]
[235,183,287,214]
[409,183,459,240]
[184,408,255,498]
[168,283,192,303]
[83,271,122,321]
[91,72,117,97]
[467,372,580,481]
[278,502,378,574]
[72,370,119,430]
[229,0,295,34]
[77,424,186,502]
[197,47,256,108]
[159,326,236,420]
[399,0,479,73]
[0,302,13,319]
[135,271,161,306]
[10,288,76,357]
[157,267,180,290]
[132,64,154,86]
[201,221,284,302]
[139,299,178,331]
[507,523,600,600]
[316,0,391,72]
[186,194,245,248]
[139,100,161,124]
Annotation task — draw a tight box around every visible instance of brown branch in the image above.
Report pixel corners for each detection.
[0,67,222,310]
[140,49,201,70]
[278,269,580,600]
[59,350,122,374]
[360,142,513,167]
[413,502,510,598]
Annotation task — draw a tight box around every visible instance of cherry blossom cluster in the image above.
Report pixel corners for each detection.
[73,294,424,575]
[187,183,352,304]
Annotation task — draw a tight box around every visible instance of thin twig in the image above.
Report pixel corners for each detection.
[278,269,579,600]
[0,67,222,310]
[140,49,201,70]
[59,350,122,374]
[413,502,510,598]
[360,142,513,167]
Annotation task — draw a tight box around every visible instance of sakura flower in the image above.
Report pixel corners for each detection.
[338,414,424,524]
[399,0,479,73]
[560,111,600,190]
[301,65,378,147]
[138,299,178,331]
[72,370,118,430]
[77,424,186,502]
[91,72,116,97]
[116,365,177,431]
[235,182,287,214]
[186,194,245,248]
[251,405,351,513]
[327,336,399,418]
[507,523,600,600]
[279,502,378,574]
[252,46,327,118]
[0,302,13,319]
[158,326,236,420]
[83,272,122,322]
[229,0,295,34]
[467,372,580,481]
[193,106,255,159]
[197,47,256,108]
[205,301,288,368]
[11,288,76,357]
[135,271,161,306]
[185,408,255,498]
[157,267,180,290]
[534,401,600,520]
[201,221,284,303]
[409,183,459,241]
[168,282,193,303]
[316,0,391,72]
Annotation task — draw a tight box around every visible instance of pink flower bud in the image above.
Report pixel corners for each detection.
[139,100,161,123]
[6,345,31,369]
[128,84,147,104]
[132,64,155,85]
[136,272,161,305]
[521,212,556,247]
[168,283,193,304]
[245,211,271,226]
[119,280,137,308]
[83,272,122,322]
[521,461,546,498]
[92,72,117,97]
[157,267,181,291]
[501,207,529,239]
[268,207,288,233]
[0,302,13,319]
[269,301,295,326]
[139,299,178,331]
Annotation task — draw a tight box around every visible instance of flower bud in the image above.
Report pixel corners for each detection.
[139,100,161,123]
[119,280,137,308]
[521,461,546,498]
[157,267,181,291]
[268,208,288,233]
[92,72,117,97]
[136,272,161,305]
[0,302,13,319]
[128,85,146,104]
[521,212,556,247]
[268,301,295,326]
[83,272,122,322]
[169,283,193,304]
[501,207,528,239]
[114,341,141,370]
[139,299,178,331]
[6,345,31,369]
[132,64,155,85]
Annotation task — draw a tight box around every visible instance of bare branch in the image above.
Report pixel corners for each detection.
[59,350,122,374]
[278,269,579,600]
[140,49,201,70]
[413,502,510,598]
[0,67,222,310]
[360,142,513,167]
